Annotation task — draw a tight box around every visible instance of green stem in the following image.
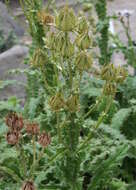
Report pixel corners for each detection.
[31,135,36,178]
[56,113,61,143]
[78,96,113,152]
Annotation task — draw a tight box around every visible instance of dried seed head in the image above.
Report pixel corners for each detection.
[26,123,40,136]
[5,112,24,131]
[6,131,19,145]
[49,92,65,112]
[55,6,76,31]
[38,132,51,147]
[37,10,54,25]
[22,181,36,190]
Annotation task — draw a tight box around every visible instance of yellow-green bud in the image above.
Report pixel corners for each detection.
[101,64,117,82]
[55,6,76,31]
[75,51,93,72]
[82,3,93,12]
[49,92,65,112]
[104,83,117,96]
[30,48,47,67]
[116,66,127,83]
[56,32,74,57]
[77,16,89,34]
[66,94,79,112]
[76,32,92,50]
[46,32,56,50]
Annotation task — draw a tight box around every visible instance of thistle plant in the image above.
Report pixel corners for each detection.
[1,1,128,189]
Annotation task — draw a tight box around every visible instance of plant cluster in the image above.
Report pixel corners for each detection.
[0,0,136,190]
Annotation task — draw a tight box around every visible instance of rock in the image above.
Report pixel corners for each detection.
[0,2,24,37]
[0,45,29,100]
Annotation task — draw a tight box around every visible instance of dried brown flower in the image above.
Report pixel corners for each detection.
[6,131,19,145]
[5,112,24,131]
[38,132,51,147]
[37,11,54,25]
[26,123,40,135]
[22,181,36,190]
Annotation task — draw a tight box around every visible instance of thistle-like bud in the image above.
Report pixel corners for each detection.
[104,83,117,96]
[77,16,89,34]
[38,132,51,147]
[56,32,74,57]
[22,181,36,190]
[5,112,24,132]
[55,6,76,31]
[46,32,56,50]
[26,123,40,136]
[75,51,93,72]
[49,92,65,112]
[37,10,54,25]
[76,32,92,50]
[6,131,19,145]
[30,48,47,67]
[116,66,127,83]
[66,94,79,112]
[82,3,93,12]
[101,64,117,82]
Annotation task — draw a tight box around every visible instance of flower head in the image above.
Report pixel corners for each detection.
[6,131,19,145]
[5,112,24,131]
[26,123,40,136]
[38,132,51,147]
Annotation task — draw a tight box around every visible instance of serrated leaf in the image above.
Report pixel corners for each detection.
[111,108,131,130]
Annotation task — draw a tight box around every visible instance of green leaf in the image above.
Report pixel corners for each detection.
[111,108,131,130]
[88,144,129,190]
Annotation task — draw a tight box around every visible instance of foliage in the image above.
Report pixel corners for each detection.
[0,0,136,190]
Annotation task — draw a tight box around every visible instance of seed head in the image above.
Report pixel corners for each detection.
[6,131,19,145]
[5,112,24,131]
[38,132,51,147]
[26,123,40,136]
[37,10,54,25]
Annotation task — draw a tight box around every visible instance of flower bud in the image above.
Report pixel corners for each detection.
[26,123,40,136]
[66,94,79,112]
[6,131,19,145]
[56,32,74,57]
[76,32,92,50]
[5,112,24,132]
[30,48,47,67]
[37,10,54,25]
[77,16,89,34]
[55,6,76,31]
[101,64,117,82]
[82,3,93,12]
[38,132,51,147]
[46,32,56,50]
[104,83,117,96]
[22,181,36,190]
[116,66,127,83]
[75,51,93,72]
[49,92,65,112]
